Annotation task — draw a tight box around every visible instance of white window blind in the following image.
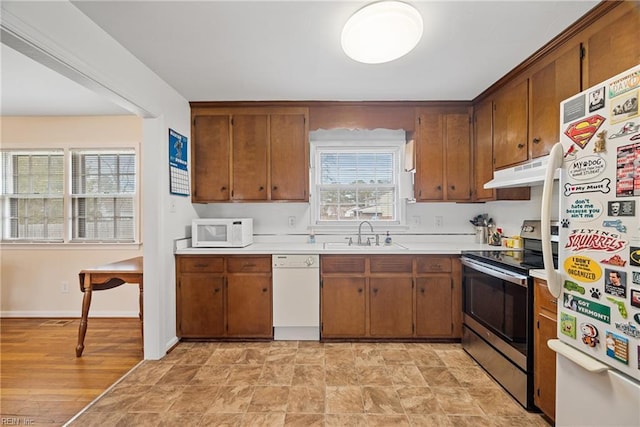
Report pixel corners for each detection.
[318,151,396,221]
[1,148,137,243]
[71,150,136,242]
[1,151,64,241]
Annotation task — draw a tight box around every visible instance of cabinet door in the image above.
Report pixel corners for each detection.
[445,113,471,201]
[473,100,495,201]
[177,274,225,337]
[321,277,366,337]
[534,311,557,421]
[232,114,268,200]
[493,79,529,169]
[415,110,444,201]
[270,113,308,201]
[226,274,272,337]
[530,45,581,158]
[369,277,413,337]
[192,115,230,202]
[534,278,557,422]
[415,276,453,337]
[585,6,640,87]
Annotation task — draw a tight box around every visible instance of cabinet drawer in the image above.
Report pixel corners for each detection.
[178,256,224,273]
[321,256,366,273]
[227,256,271,273]
[370,255,413,273]
[416,256,452,273]
[535,278,558,315]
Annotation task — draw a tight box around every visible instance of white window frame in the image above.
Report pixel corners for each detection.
[70,149,137,243]
[1,150,65,242]
[309,129,410,230]
[1,147,140,245]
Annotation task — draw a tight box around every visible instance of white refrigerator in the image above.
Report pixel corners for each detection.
[542,64,640,426]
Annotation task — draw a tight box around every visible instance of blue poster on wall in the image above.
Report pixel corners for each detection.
[169,128,190,196]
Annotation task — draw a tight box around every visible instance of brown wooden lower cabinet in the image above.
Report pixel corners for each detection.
[415,276,453,337]
[321,276,366,337]
[533,277,557,423]
[321,254,461,339]
[176,255,272,339]
[370,277,413,337]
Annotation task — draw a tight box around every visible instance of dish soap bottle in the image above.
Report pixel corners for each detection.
[384,231,392,245]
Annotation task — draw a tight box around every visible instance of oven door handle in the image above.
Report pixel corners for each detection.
[461,258,529,287]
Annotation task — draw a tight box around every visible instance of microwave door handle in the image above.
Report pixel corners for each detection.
[461,258,528,287]
[541,142,564,298]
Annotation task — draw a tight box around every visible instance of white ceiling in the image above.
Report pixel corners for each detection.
[1,0,600,116]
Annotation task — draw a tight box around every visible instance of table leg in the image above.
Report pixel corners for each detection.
[76,273,92,357]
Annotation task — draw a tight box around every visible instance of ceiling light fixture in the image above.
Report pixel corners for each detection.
[341,1,423,64]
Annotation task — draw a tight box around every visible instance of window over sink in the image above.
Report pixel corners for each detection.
[309,129,412,228]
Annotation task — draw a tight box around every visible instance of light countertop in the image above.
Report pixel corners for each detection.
[175,240,508,255]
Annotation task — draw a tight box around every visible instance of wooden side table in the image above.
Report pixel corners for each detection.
[75,256,143,357]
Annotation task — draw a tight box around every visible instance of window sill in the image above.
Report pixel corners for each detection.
[0,242,142,250]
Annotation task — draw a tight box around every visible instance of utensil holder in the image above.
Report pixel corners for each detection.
[475,226,488,244]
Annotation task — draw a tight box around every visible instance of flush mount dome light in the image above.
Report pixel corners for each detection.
[341,1,423,64]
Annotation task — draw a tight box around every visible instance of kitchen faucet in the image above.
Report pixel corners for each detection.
[357,220,374,245]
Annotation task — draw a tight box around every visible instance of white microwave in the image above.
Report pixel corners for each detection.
[192,218,253,247]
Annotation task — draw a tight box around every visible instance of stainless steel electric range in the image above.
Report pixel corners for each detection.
[460,220,558,410]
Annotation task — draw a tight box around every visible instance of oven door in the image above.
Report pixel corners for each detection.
[461,257,532,370]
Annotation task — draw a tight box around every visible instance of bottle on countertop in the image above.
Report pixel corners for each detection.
[308,229,316,244]
[384,231,392,245]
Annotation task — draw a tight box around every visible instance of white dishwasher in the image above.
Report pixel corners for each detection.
[272,254,320,341]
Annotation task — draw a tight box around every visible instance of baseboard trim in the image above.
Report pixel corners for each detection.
[1,310,139,318]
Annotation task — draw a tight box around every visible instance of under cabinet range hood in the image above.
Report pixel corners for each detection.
[484,154,559,189]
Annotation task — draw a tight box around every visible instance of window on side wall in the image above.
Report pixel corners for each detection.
[1,148,137,243]
[310,129,409,228]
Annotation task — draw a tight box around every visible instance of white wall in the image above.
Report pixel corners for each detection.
[194,184,559,238]
[1,1,197,359]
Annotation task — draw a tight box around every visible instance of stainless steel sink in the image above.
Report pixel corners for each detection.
[323,242,408,250]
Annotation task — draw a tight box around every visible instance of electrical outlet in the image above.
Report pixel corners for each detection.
[435,216,443,227]
[287,216,296,228]
[61,281,69,293]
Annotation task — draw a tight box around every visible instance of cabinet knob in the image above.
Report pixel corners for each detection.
[450,185,456,191]
[436,185,442,191]
[262,288,268,293]
[259,186,265,191]
[517,143,525,149]
[214,288,220,293]
[358,288,363,293]
[373,288,378,294]
[221,186,227,191]
[533,137,541,144]
[273,185,278,191]
[420,288,425,294]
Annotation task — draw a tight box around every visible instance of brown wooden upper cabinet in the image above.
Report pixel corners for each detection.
[529,43,582,159]
[477,1,639,170]
[415,107,472,202]
[473,99,495,201]
[583,3,640,88]
[492,79,529,170]
[191,107,309,203]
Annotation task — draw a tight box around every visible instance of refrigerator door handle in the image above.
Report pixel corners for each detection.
[548,339,609,373]
[541,142,564,298]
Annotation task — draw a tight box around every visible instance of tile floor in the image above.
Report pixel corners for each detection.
[69,341,550,426]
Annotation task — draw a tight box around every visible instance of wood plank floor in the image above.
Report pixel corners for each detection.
[1,318,143,426]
